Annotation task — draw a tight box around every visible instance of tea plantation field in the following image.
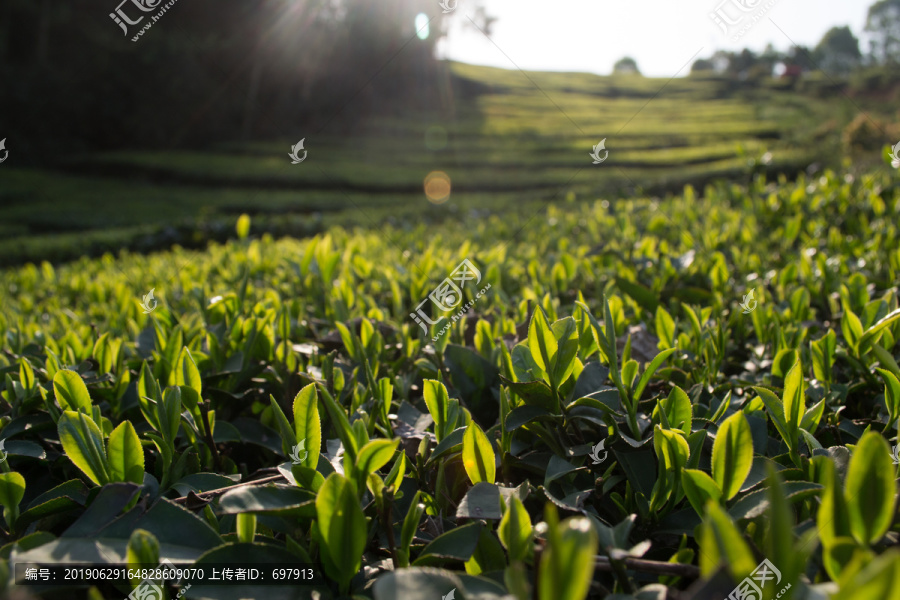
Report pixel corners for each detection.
[0,161,898,599]
[0,62,853,266]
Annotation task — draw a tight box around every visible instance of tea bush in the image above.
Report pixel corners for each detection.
[0,167,898,599]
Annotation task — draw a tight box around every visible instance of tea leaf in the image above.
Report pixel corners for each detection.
[462,423,496,485]
[711,411,752,501]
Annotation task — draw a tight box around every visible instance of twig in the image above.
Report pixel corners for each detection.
[172,473,284,505]
[595,556,700,578]
[382,490,399,570]
[199,400,222,472]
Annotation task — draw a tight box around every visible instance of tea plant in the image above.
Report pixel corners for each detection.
[0,166,898,599]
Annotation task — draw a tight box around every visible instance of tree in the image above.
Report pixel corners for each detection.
[866,0,900,64]
[814,26,862,75]
[690,58,715,74]
[613,57,640,75]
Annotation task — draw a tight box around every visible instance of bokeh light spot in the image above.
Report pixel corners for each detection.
[424,171,451,204]
[415,13,430,40]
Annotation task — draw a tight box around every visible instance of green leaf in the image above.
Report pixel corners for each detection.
[373,568,465,600]
[399,493,426,567]
[616,276,659,314]
[236,213,251,239]
[423,379,450,443]
[292,383,321,470]
[654,306,676,349]
[175,347,202,395]
[528,308,557,375]
[800,399,826,435]
[876,368,900,428]
[754,386,792,453]
[763,465,798,594]
[830,548,900,600]
[317,385,358,460]
[859,308,900,354]
[538,510,597,600]
[235,512,256,543]
[502,378,559,413]
[841,303,864,350]
[844,432,896,545]
[505,405,554,431]
[58,410,110,486]
[0,472,26,518]
[53,370,92,413]
[711,411,753,501]
[462,423,496,485]
[15,479,89,530]
[268,395,296,457]
[498,495,532,562]
[727,481,823,521]
[456,482,501,520]
[126,529,159,584]
[356,439,400,479]
[633,348,676,402]
[107,421,145,485]
[698,501,756,579]
[811,329,836,384]
[782,361,805,448]
[650,426,690,510]
[315,474,366,592]
[818,459,852,578]
[465,526,507,575]
[682,469,722,517]
[550,317,579,388]
[873,343,900,380]
[334,321,358,362]
[219,484,316,517]
[575,300,622,394]
[415,521,483,564]
[653,385,692,435]
[384,450,406,490]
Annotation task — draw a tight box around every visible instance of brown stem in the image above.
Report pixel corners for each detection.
[199,400,222,472]
[172,474,284,505]
[595,556,700,578]
[382,490,399,570]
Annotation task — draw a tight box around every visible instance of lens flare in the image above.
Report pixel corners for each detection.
[424,171,451,204]
[415,13,430,40]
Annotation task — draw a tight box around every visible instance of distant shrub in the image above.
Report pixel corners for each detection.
[842,113,886,153]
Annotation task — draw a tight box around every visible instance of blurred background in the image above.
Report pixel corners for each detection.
[0,0,896,266]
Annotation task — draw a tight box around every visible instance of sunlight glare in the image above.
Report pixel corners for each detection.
[424,171,451,204]
[415,13,430,40]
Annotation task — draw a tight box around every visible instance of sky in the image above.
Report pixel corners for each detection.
[438,0,871,77]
